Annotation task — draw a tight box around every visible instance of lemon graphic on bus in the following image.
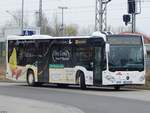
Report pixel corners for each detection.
[9,48,22,79]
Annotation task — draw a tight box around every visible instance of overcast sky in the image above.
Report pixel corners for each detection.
[0,0,150,35]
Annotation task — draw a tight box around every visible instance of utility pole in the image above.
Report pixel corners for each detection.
[95,0,111,32]
[95,0,102,31]
[39,0,42,29]
[132,13,136,33]
[127,0,141,33]
[58,6,68,36]
[22,0,24,33]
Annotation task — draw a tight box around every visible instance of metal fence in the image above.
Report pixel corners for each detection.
[146,59,150,68]
[0,42,6,77]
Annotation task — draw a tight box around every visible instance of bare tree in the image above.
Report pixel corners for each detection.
[5,10,28,28]
[78,25,94,35]
[35,13,51,35]
[64,24,78,36]
[51,14,61,36]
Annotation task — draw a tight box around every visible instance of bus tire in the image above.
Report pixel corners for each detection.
[27,70,35,86]
[114,86,120,91]
[79,72,86,90]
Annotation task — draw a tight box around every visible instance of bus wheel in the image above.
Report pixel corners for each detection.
[79,72,86,90]
[114,86,120,91]
[27,70,35,86]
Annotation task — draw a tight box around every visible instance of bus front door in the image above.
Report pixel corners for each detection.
[93,47,102,85]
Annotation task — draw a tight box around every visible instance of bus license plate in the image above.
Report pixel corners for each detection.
[123,81,132,84]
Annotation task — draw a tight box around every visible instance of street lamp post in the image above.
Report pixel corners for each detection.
[58,6,68,36]
[39,0,42,28]
[22,0,24,34]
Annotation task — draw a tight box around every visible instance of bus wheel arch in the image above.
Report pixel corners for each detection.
[27,69,35,86]
[76,70,86,90]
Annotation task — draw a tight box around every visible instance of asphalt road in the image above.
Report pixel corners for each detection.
[0,82,150,113]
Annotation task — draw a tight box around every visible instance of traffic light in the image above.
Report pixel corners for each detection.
[128,0,136,14]
[123,14,131,25]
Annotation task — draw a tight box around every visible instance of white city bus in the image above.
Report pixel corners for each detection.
[6,32,146,90]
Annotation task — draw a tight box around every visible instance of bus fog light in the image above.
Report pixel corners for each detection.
[139,76,145,81]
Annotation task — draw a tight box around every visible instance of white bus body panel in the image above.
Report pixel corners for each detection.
[6,64,38,82]
[6,65,27,82]
[102,71,145,85]
[74,66,93,85]
[49,68,76,84]
[49,66,93,85]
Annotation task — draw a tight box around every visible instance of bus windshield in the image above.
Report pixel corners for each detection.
[109,45,144,71]
[107,35,144,72]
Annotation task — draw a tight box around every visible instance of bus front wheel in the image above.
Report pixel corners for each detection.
[114,86,121,91]
[27,70,35,86]
[79,72,86,90]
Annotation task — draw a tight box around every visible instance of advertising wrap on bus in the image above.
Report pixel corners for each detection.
[6,33,145,90]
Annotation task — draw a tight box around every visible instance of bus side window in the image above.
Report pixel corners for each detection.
[17,44,26,65]
[75,46,93,71]
[37,40,51,57]
[50,44,60,64]
[50,44,73,67]
[61,44,73,67]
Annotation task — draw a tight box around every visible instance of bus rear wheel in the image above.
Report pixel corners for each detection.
[79,72,86,90]
[27,70,35,86]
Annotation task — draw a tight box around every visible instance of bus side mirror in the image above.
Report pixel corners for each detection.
[144,45,147,56]
[106,43,110,53]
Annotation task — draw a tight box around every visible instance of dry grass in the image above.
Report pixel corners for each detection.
[0,65,6,80]
[146,66,150,81]
[0,76,5,80]
[145,67,150,89]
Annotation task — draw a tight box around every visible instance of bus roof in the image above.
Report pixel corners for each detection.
[7,35,52,40]
[107,34,143,38]
[7,34,106,41]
